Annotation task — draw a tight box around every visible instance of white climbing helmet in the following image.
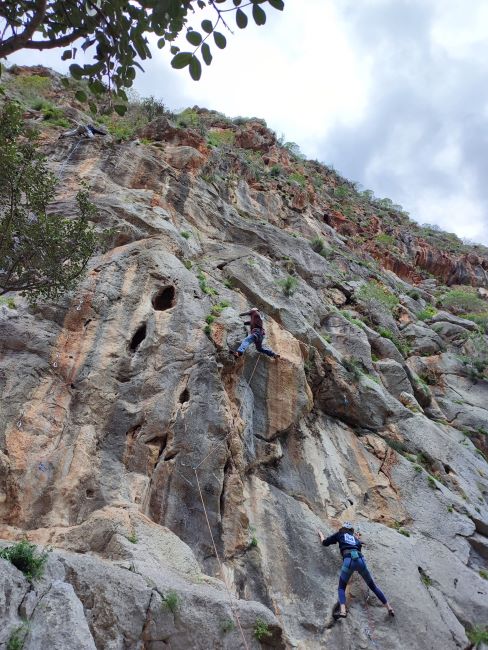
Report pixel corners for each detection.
[250,307,258,312]
[342,521,354,530]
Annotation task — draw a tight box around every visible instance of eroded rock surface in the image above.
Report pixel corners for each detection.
[1,71,488,649]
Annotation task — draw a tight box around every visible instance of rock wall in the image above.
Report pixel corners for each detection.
[1,104,487,649]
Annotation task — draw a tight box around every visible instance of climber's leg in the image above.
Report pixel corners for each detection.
[357,558,388,605]
[236,333,257,356]
[254,333,279,358]
[337,557,354,615]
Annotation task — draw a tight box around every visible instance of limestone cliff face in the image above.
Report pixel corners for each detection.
[1,71,488,649]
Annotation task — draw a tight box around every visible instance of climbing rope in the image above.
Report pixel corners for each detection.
[194,469,250,650]
[193,355,260,470]
[178,353,261,649]
[57,137,83,182]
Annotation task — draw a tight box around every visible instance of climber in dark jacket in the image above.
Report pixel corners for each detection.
[317,522,394,619]
[230,308,280,359]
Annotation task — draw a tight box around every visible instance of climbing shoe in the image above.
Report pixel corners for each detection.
[229,349,242,358]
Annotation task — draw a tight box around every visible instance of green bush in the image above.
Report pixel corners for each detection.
[221,618,236,634]
[440,288,485,314]
[0,297,16,309]
[479,569,488,580]
[375,233,396,247]
[420,571,433,587]
[288,172,307,188]
[378,328,411,357]
[357,281,399,312]
[463,312,488,333]
[254,618,272,641]
[7,623,28,650]
[175,108,203,130]
[180,231,191,239]
[427,475,438,489]
[417,305,437,321]
[340,310,365,330]
[127,531,137,544]
[310,236,325,254]
[0,539,48,581]
[207,130,235,147]
[407,289,420,300]
[269,165,281,177]
[162,590,180,613]
[279,275,298,297]
[467,626,488,647]
[342,357,363,381]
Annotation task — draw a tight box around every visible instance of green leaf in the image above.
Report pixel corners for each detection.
[268,0,284,9]
[61,50,72,61]
[201,19,213,33]
[75,90,87,102]
[233,0,242,5]
[89,102,97,114]
[61,78,70,89]
[189,56,202,81]
[236,8,248,28]
[213,31,227,49]
[252,4,266,25]
[170,45,180,55]
[69,64,84,80]
[157,38,165,48]
[201,42,212,66]
[114,104,127,116]
[88,79,105,95]
[186,30,202,46]
[171,52,192,69]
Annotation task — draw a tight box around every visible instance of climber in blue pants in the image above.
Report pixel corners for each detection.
[230,308,280,359]
[317,522,395,619]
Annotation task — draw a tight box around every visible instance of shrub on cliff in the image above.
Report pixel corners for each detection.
[0,101,102,303]
[356,281,399,313]
[439,288,485,314]
[0,539,48,581]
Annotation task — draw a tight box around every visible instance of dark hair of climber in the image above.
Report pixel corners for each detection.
[317,522,395,619]
[230,307,280,359]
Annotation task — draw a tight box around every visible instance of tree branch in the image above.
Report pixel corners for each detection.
[0,0,47,58]
[21,29,85,50]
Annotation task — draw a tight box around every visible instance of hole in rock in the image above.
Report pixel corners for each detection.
[179,388,189,404]
[86,489,95,498]
[129,324,147,352]
[70,383,76,390]
[152,286,176,311]
[164,449,178,461]
[444,463,453,475]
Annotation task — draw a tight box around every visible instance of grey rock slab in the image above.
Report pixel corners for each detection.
[0,559,30,645]
[402,323,444,355]
[374,359,413,398]
[431,311,478,331]
[24,580,96,650]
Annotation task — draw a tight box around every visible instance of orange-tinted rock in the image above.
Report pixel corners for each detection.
[137,117,208,153]
[234,120,276,152]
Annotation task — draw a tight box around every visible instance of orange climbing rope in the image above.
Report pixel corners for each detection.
[194,469,250,650]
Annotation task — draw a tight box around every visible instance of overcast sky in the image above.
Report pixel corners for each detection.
[8,0,488,244]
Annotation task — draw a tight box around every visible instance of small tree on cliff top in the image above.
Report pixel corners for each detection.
[0,101,100,303]
[0,1,284,111]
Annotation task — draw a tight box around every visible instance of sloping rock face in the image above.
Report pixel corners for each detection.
[1,94,488,647]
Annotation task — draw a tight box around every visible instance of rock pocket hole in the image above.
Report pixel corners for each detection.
[129,324,147,352]
[179,388,189,404]
[152,286,176,311]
